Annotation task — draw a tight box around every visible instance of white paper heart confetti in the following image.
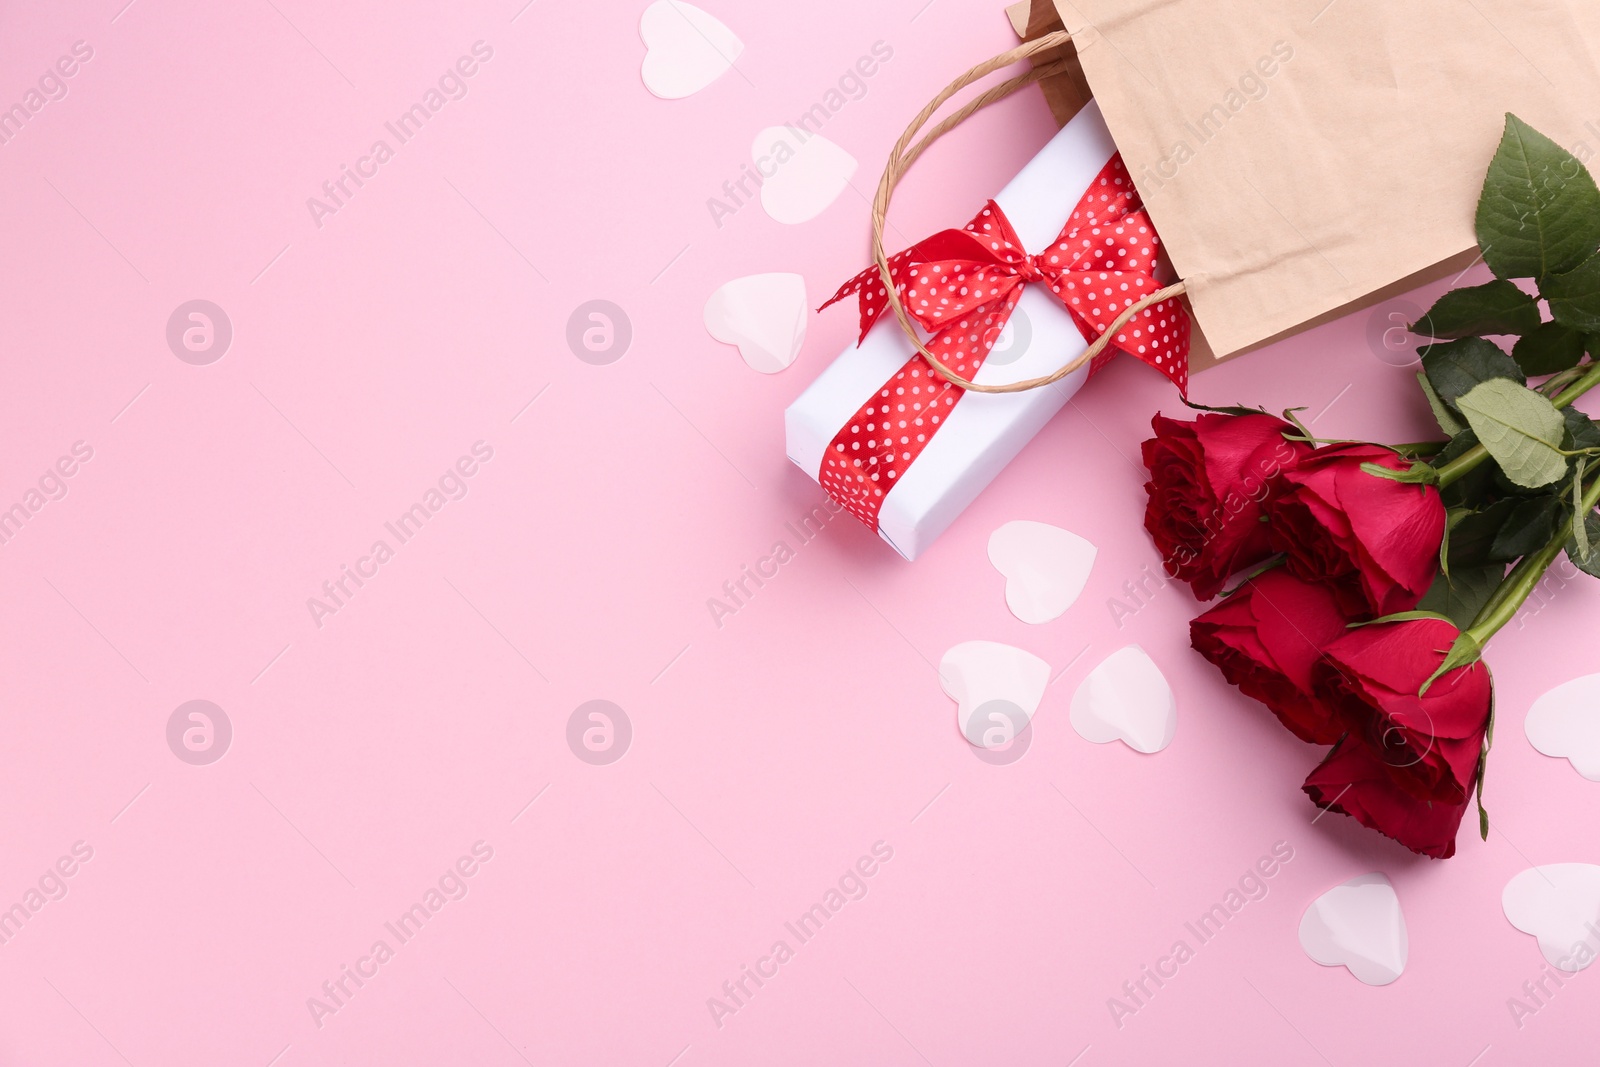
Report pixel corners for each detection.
[1503,864,1600,972]
[939,641,1050,749]
[639,1,743,100]
[987,520,1096,624]
[703,273,808,374]
[753,126,857,225]
[1299,873,1408,985]
[1526,675,1600,781]
[1069,645,1175,754]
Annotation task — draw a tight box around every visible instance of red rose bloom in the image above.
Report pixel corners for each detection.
[1189,568,1353,744]
[1265,443,1446,617]
[1303,617,1491,858]
[1303,739,1472,859]
[1140,413,1308,600]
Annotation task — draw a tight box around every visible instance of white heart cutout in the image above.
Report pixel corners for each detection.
[1526,675,1600,781]
[1503,864,1600,972]
[987,520,1097,624]
[1299,873,1408,986]
[939,641,1050,749]
[639,1,743,100]
[754,126,856,225]
[703,273,808,373]
[1069,645,1175,754]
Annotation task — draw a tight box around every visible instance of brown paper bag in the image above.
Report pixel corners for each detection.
[1005,0,1600,369]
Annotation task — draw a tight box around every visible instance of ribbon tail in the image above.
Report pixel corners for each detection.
[818,262,899,344]
[820,224,1012,346]
[817,264,877,313]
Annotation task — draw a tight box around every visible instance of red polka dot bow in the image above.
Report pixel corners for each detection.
[815,154,1191,531]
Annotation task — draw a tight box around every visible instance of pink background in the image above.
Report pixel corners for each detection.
[1,0,1597,1063]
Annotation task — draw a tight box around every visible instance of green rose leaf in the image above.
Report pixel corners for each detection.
[1421,337,1525,412]
[1435,430,1497,508]
[1512,321,1587,376]
[1412,280,1542,339]
[1542,255,1600,332]
[1416,564,1505,629]
[1574,458,1590,564]
[1487,493,1566,561]
[1566,510,1600,578]
[1455,377,1569,488]
[1418,372,1464,435]
[1564,406,1600,450]
[1477,113,1600,282]
[1446,498,1517,568]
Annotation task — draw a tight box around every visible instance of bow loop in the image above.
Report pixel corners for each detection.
[818,200,1036,343]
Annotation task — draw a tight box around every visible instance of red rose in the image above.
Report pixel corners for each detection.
[1303,739,1472,859]
[1189,568,1353,744]
[1303,617,1491,857]
[1265,443,1446,617]
[1140,413,1307,600]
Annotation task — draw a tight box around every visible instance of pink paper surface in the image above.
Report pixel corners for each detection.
[2,1,1596,1063]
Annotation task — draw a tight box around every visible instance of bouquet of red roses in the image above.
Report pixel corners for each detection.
[1143,114,1600,859]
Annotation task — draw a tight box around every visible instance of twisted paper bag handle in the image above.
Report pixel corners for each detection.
[869,29,1188,394]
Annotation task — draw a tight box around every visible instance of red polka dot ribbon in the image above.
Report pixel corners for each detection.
[815,154,1190,531]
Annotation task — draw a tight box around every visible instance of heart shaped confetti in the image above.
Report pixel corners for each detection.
[639,1,743,100]
[754,126,857,225]
[1069,645,1175,754]
[1503,864,1600,972]
[987,520,1096,624]
[1526,674,1600,781]
[1299,872,1408,985]
[939,640,1050,749]
[703,273,808,374]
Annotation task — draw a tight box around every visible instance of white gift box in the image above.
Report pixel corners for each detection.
[786,101,1129,560]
